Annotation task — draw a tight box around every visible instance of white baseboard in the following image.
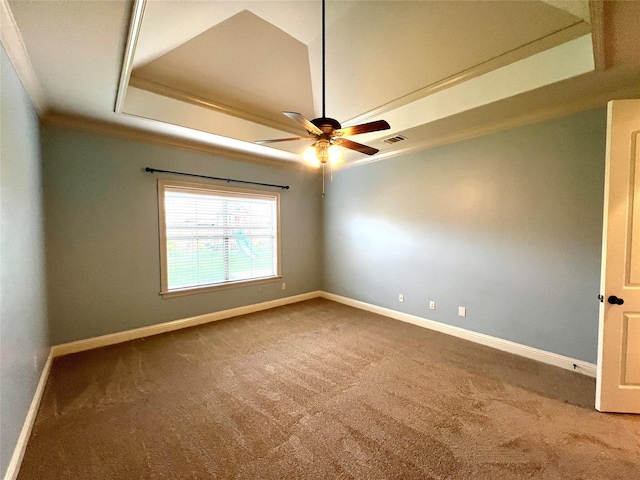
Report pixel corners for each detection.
[320,291,597,378]
[52,291,322,357]
[51,288,597,372]
[3,350,53,480]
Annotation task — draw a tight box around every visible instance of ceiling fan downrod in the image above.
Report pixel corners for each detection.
[322,0,326,119]
[254,0,391,169]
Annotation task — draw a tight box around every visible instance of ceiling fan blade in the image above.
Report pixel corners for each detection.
[283,112,323,136]
[255,136,316,145]
[334,138,379,155]
[335,120,391,137]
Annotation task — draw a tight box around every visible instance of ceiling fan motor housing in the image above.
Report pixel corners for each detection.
[311,117,342,134]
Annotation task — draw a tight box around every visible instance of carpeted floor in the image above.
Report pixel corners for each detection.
[17,298,640,479]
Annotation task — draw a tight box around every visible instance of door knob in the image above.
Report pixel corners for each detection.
[607,295,624,305]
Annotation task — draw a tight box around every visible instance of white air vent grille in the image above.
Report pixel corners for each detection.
[383,135,407,145]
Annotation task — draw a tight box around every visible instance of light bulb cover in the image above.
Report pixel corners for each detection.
[328,144,343,165]
[303,139,341,167]
[315,140,330,164]
[303,146,321,167]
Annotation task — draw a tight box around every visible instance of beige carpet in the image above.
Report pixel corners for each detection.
[17,298,640,479]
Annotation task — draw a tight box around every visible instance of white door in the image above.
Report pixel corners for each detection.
[596,99,640,413]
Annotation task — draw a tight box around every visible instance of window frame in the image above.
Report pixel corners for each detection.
[157,178,282,298]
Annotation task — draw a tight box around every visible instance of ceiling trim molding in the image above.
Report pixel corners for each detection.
[344,21,591,126]
[350,34,595,148]
[342,82,640,171]
[42,111,310,172]
[589,1,606,70]
[114,0,146,113]
[0,0,47,116]
[128,76,302,136]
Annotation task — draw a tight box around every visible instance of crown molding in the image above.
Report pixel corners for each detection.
[114,0,146,113]
[344,80,640,171]
[0,0,47,116]
[128,77,303,137]
[42,111,310,172]
[344,21,591,126]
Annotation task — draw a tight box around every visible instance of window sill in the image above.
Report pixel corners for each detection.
[160,276,282,299]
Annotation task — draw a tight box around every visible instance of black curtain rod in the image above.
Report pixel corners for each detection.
[145,167,290,190]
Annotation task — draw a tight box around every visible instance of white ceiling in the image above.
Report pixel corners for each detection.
[3,0,640,168]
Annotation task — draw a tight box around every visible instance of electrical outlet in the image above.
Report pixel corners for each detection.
[458,306,466,317]
[429,301,436,310]
[281,283,286,290]
[398,294,404,302]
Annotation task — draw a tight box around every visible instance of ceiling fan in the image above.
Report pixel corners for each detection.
[256,0,390,166]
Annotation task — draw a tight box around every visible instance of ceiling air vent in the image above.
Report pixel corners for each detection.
[383,135,407,145]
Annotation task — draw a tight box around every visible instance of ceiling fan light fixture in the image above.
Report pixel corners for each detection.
[328,144,343,165]
[303,140,343,167]
[303,145,322,167]
[315,139,330,164]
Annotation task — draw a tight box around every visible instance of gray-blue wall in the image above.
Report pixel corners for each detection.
[323,109,606,364]
[41,126,323,345]
[0,45,49,477]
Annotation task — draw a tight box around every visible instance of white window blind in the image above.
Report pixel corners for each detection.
[159,181,279,295]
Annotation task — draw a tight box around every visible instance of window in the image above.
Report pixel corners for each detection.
[158,179,280,297]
